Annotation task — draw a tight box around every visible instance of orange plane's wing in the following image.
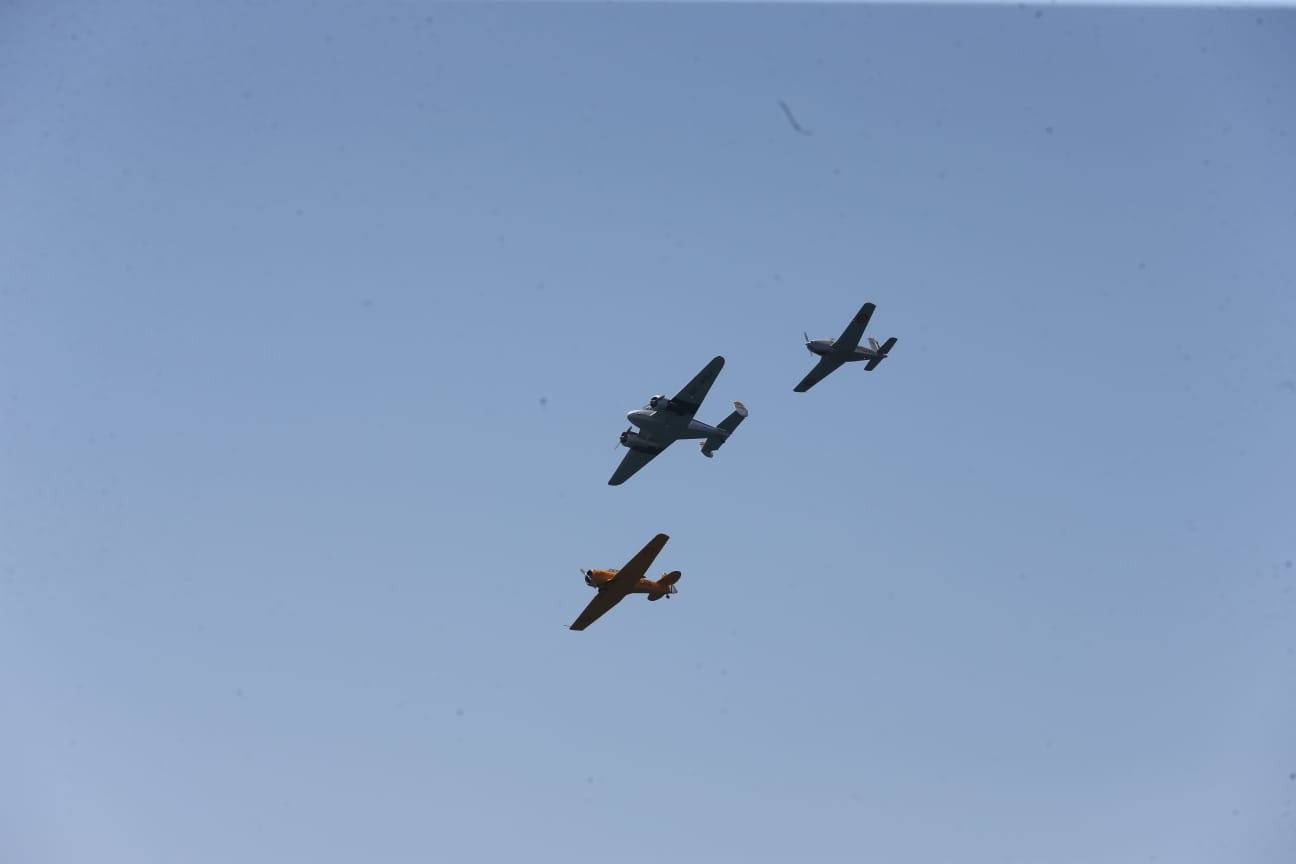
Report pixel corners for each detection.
[570,590,625,631]
[607,533,669,592]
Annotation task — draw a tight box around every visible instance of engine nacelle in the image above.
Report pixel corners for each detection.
[648,394,671,410]
[620,430,654,450]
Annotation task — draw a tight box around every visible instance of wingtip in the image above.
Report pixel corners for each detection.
[734,400,749,417]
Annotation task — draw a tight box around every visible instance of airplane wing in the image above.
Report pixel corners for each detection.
[833,303,876,351]
[570,589,625,631]
[608,532,669,591]
[569,534,670,631]
[794,356,845,392]
[608,441,669,486]
[666,356,725,417]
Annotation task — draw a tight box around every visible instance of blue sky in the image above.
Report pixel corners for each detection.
[2,3,1295,862]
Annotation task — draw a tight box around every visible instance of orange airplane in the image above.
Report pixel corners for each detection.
[570,533,681,631]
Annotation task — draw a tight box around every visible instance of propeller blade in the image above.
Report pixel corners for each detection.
[803,330,810,344]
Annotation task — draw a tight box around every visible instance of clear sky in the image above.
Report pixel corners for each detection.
[2,2,1295,862]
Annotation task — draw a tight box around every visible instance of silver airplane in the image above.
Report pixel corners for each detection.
[794,302,897,393]
[610,356,748,486]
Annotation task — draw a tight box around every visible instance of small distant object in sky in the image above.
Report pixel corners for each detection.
[778,100,813,136]
[539,396,548,409]
[794,302,898,393]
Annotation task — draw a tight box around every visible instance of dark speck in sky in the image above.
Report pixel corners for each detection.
[778,100,813,136]
[539,396,548,409]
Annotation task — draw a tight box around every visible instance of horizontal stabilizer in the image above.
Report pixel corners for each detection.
[865,337,897,371]
[701,402,748,457]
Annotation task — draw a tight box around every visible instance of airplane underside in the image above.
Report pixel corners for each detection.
[608,356,747,484]
[630,414,722,441]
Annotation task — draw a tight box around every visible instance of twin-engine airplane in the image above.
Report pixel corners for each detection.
[610,355,748,486]
[794,302,898,393]
[570,533,680,631]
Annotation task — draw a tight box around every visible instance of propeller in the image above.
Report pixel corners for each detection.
[803,330,810,344]
[615,428,630,449]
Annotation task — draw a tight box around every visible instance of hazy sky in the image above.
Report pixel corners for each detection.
[3,2,1295,862]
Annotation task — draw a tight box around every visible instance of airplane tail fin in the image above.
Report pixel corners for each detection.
[700,402,748,457]
[865,337,897,371]
[648,571,680,601]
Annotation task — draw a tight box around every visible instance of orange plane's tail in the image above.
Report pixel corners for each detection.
[647,571,681,601]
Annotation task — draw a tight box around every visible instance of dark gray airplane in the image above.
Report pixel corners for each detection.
[610,356,748,486]
[794,302,897,393]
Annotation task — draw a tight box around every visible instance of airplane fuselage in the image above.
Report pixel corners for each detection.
[807,339,886,362]
[584,568,681,599]
[626,408,725,441]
